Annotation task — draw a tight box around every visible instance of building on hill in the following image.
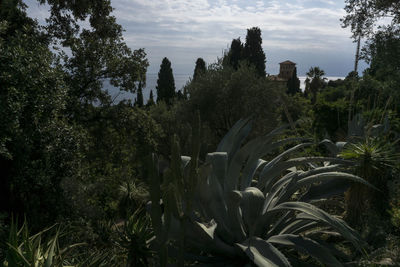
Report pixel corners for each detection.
[278,60,296,80]
[267,60,297,81]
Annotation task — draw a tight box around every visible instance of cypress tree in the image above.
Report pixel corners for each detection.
[243,27,266,77]
[156,57,175,104]
[229,38,243,70]
[286,67,301,95]
[136,81,144,107]
[147,90,155,106]
[193,58,206,80]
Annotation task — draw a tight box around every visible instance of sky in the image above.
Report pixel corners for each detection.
[25,0,368,77]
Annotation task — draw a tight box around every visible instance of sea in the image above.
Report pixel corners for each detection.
[106,74,345,103]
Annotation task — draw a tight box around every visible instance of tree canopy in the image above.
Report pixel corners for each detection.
[243,27,266,77]
[156,57,176,104]
[193,58,206,80]
[286,67,301,95]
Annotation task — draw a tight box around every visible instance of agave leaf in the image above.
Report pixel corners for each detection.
[270,202,365,249]
[260,156,353,193]
[226,125,289,192]
[217,118,252,157]
[300,179,350,202]
[44,228,59,267]
[297,172,378,191]
[258,143,313,191]
[206,152,228,189]
[181,156,191,170]
[226,136,264,191]
[236,187,265,236]
[268,234,342,267]
[239,159,267,191]
[226,190,247,242]
[278,219,320,236]
[197,164,233,242]
[236,237,291,267]
[240,138,307,190]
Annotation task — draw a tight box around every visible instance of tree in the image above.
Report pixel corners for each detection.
[0,3,83,228]
[342,0,400,73]
[147,90,155,106]
[156,57,176,105]
[32,0,148,119]
[306,66,326,104]
[286,67,301,95]
[183,61,282,148]
[243,27,266,77]
[193,58,206,80]
[136,81,144,107]
[228,38,243,70]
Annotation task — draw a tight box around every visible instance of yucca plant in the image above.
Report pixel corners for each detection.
[322,114,399,225]
[148,117,372,266]
[339,138,399,224]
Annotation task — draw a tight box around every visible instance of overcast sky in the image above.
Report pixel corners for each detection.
[26,0,368,77]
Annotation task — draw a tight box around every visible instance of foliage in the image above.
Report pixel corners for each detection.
[35,0,148,116]
[148,118,370,266]
[286,67,301,95]
[183,62,282,150]
[313,97,349,141]
[342,0,400,40]
[0,7,84,228]
[243,27,266,77]
[115,209,154,267]
[135,82,144,108]
[69,103,161,221]
[193,58,206,80]
[3,219,83,267]
[147,90,155,107]
[156,57,176,105]
[306,66,326,104]
[226,38,243,70]
[340,138,399,225]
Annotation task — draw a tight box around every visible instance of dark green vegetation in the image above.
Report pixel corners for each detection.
[156,57,176,105]
[1,0,400,266]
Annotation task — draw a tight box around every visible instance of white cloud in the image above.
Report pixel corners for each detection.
[25,0,359,75]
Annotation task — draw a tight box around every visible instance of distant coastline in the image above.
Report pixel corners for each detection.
[106,74,345,103]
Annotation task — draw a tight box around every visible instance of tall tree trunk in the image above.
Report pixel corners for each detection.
[354,34,361,73]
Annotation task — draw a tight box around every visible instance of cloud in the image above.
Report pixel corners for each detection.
[25,0,360,76]
[110,0,356,74]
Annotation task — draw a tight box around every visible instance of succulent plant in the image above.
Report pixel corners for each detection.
[148,117,372,266]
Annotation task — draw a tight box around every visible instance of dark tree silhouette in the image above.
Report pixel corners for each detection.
[306,66,326,104]
[147,90,155,106]
[156,57,175,104]
[193,58,206,80]
[228,38,243,70]
[286,67,301,95]
[243,27,266,77]
[135,81,144,107]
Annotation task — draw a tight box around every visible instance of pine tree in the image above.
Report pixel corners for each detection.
[228,38,243,70]
[156,57,175,104]
[136,81,144,107]
[243,27,266,77]
[286,67,301,95]
[193,58,206,80]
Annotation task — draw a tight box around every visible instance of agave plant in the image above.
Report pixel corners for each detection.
[115,208,154,267]
[148,117,372,266]
[3,218,83,267]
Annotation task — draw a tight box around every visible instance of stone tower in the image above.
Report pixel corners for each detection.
[278,60,296,80]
